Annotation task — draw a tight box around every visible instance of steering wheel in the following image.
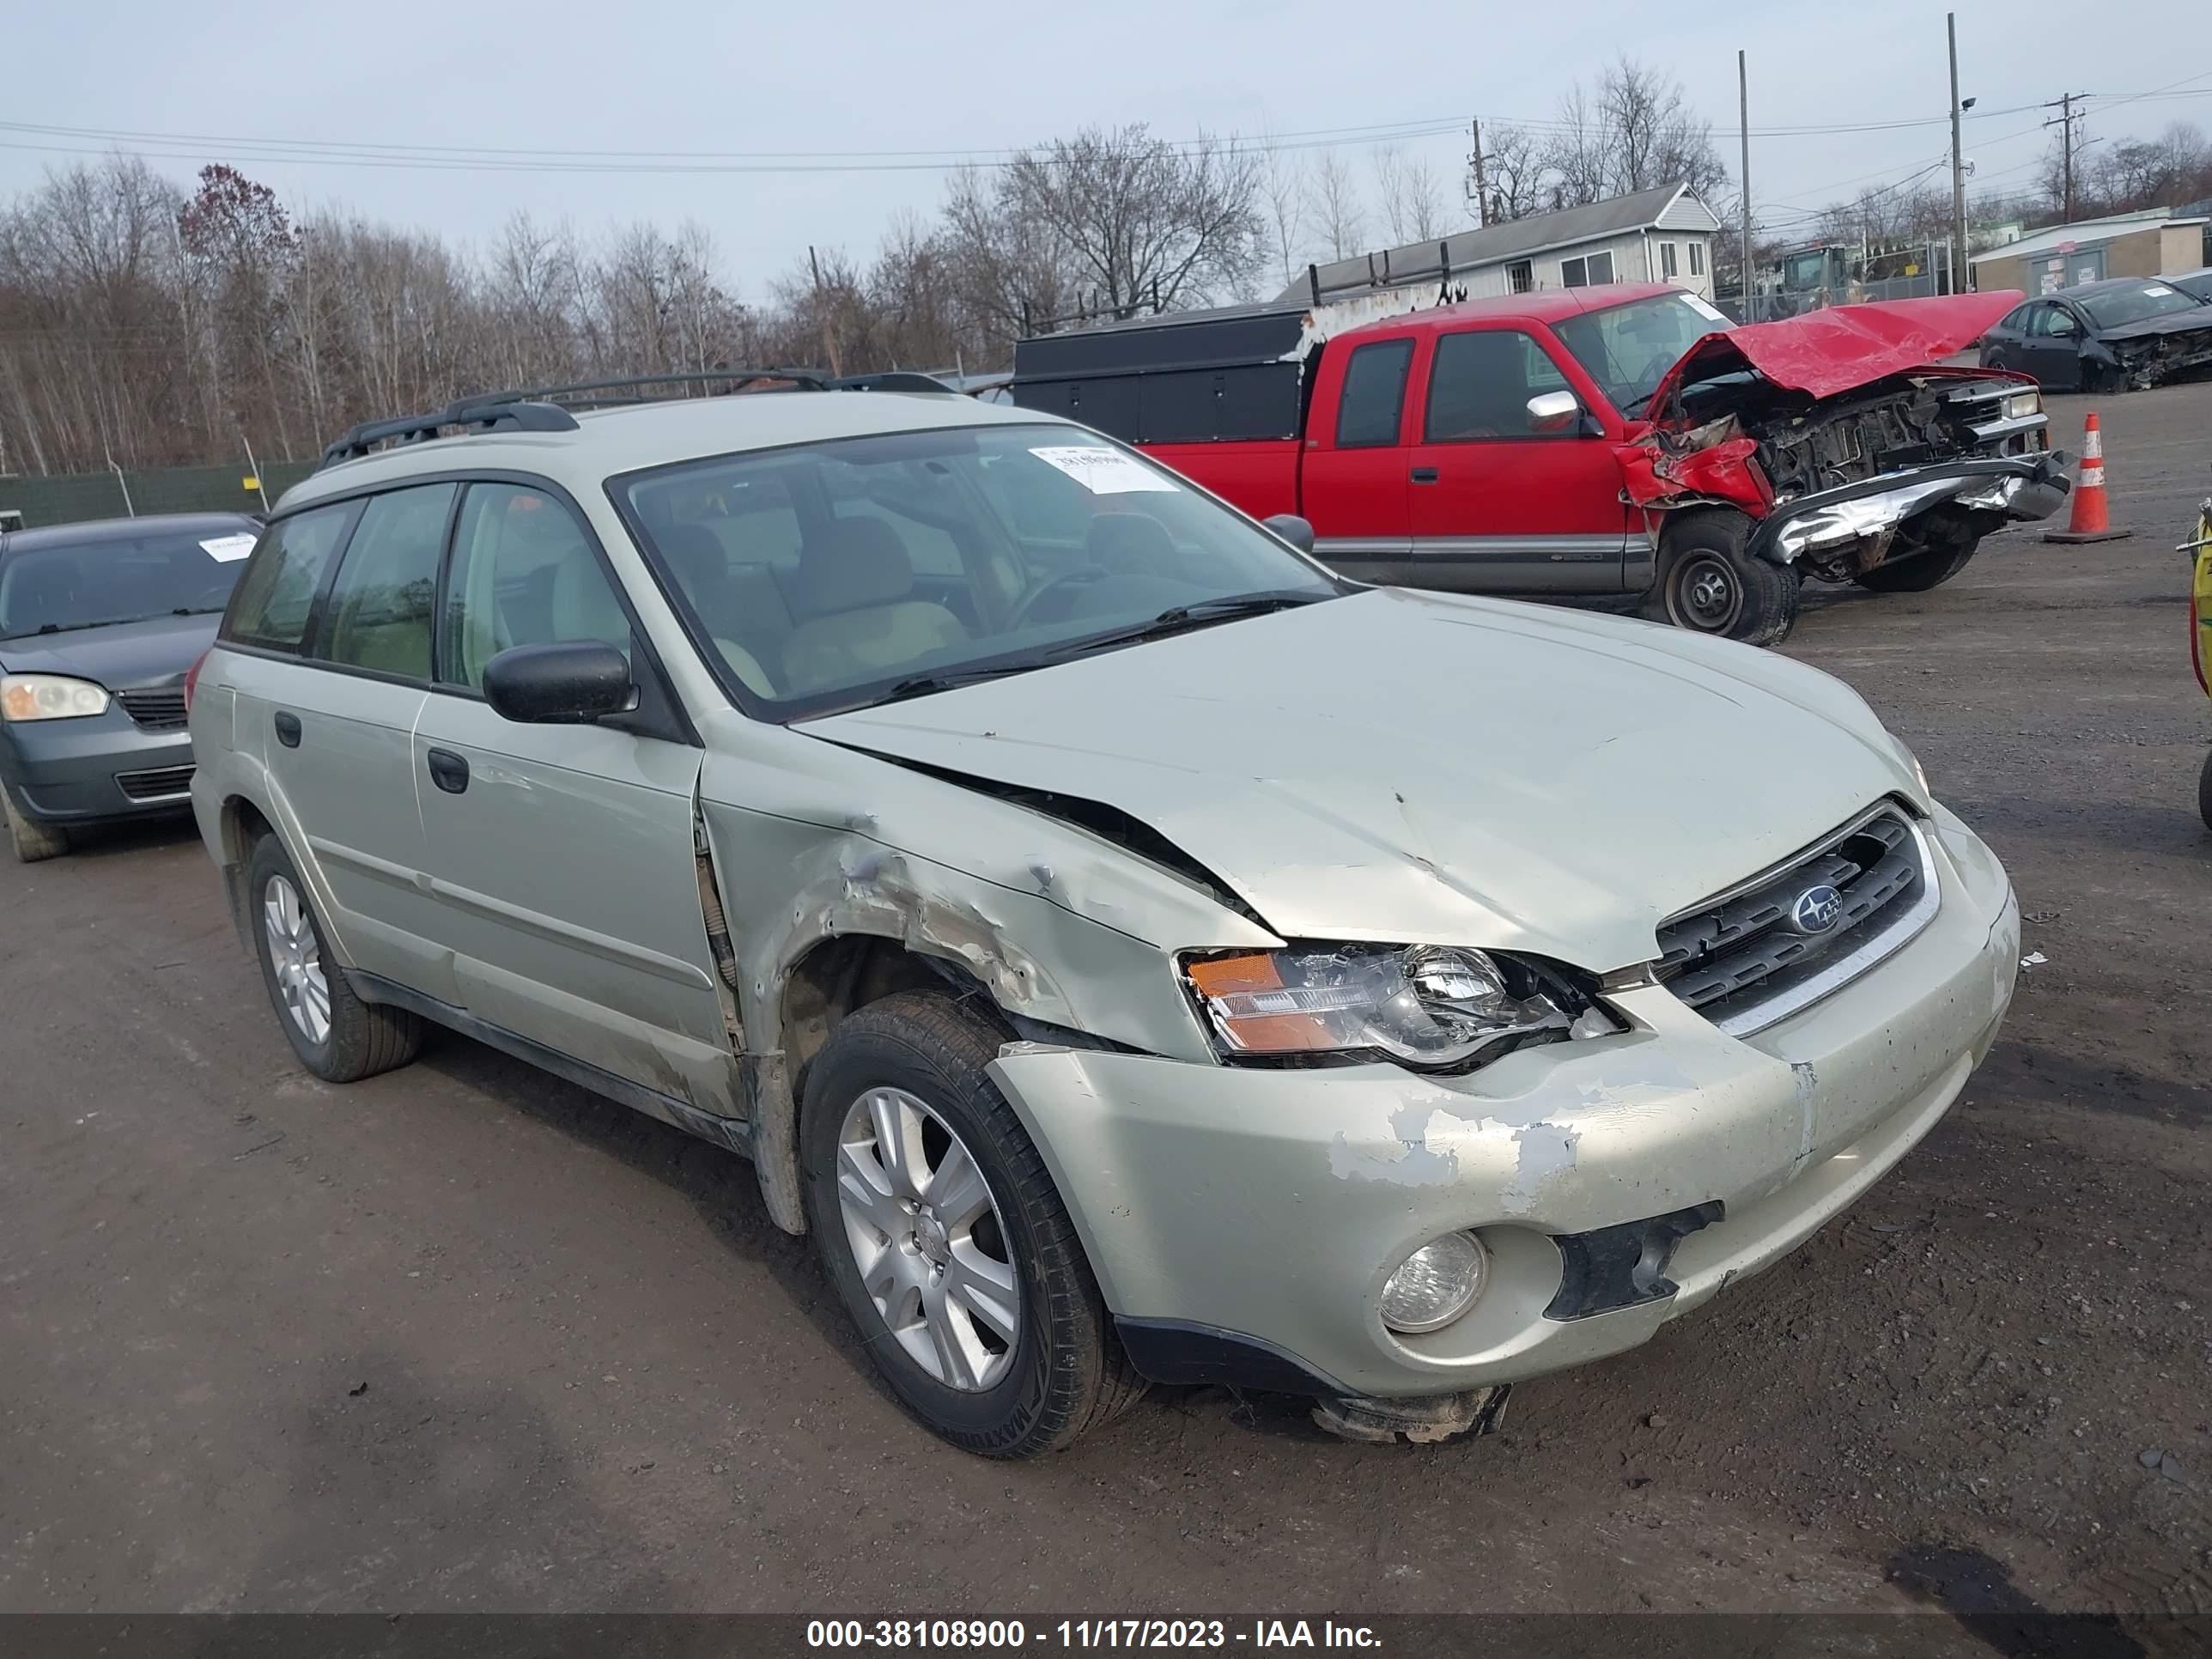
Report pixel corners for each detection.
[1011,568,1113,629]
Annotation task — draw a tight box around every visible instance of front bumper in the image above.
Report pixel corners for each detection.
[988,805,2018,1400]
[0,712,197,824]
[1750,453,2070,574]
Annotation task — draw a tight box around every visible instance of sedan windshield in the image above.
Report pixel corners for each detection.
[2076,283,2208,330]
[617,423,1341,718]
[0,525,257,640]
[1553,291,1729,415]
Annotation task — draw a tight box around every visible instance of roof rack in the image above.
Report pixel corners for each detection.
[316,367,957,470]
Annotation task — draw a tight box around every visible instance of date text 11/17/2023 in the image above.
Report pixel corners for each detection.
[805,1620,1384,1649]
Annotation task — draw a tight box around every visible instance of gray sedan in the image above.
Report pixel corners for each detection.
[0,512,259,860]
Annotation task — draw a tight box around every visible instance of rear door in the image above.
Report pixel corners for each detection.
[1300,334,1414,580]
[1403,325,1632,592]
[409,478,738,1116]
[220,495,447,994]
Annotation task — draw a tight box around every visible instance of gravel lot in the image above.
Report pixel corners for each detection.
[3,380,2208,1620]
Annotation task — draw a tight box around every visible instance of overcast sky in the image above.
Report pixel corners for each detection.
[4,0,2207,295]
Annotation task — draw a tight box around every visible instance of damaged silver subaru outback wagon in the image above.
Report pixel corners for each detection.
[189,376,2021,1456]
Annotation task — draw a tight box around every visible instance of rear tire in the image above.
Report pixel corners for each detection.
[2198,749,2212,834]
[1650,508,1801,647]
[246,832,422,1083]
[800,990,1146,1457]
[1854,537,1982,592]
[3,782,69,863]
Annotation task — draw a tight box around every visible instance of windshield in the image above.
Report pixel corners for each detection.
[617,422,1340,719]
[1552,291,1728,415]
[2076,283,2207,330]
[0,524,257,640]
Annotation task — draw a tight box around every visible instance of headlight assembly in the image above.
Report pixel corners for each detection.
[1,673,111,722]
[1182,944,1593,1069]
[2003,389,2041,421]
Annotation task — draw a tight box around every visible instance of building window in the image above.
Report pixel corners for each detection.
[1560,251,1615,288]
[1506,260,1534,294]
[1689,241,1705,276]
[1660,241,1679,277]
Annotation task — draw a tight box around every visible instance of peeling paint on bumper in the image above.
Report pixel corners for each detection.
[988,806,2016,1399]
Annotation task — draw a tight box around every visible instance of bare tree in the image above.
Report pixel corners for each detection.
[1536,58,1729,211]
[999,124,1264,319]
[1257,143,1307,290]
[1309,149,1367,260]
[1481,123,1547,222]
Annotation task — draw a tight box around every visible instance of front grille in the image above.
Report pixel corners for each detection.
[1656,804,1937,1036]
[115,763,194,802]
[116,688,188,731]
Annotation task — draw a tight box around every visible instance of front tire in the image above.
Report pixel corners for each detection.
[1650,508,1801,646]
[2199,749,2212,834]
[800,991,1144,1457]
[1855,536,1982,592]
[3,782,69,863]
[246,832,422,1082]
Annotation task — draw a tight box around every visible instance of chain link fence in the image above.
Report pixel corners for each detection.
[0,459,318,531]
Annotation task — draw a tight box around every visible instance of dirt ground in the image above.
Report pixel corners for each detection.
[2,380,2209,1622]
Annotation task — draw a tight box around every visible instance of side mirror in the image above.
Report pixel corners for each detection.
[483,641,635,725]
[1261,513,1316,555]
[1527,390,1586,434]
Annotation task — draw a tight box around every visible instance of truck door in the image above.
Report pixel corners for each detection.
[1403,325,1633,593]
[1299,336,1413,581]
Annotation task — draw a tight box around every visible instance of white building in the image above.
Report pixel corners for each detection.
[1275,180,1723,307]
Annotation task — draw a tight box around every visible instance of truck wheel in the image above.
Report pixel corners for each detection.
[2199,749,2212,834]
[247,832,422,1082]
[1855,538,1981,592]
[1650,509,1800,647]
[800,990,1146,1457]
[3,782,69,863]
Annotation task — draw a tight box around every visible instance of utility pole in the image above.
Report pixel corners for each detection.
[1466,118,1489,227]
[1738,51,1753,313]
[1948,13,1968,295]
[2043,92,2091,222]
[806,245,844,376]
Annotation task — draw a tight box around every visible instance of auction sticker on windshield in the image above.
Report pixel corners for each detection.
[1030,446,1179,495]
[199,534,258,562]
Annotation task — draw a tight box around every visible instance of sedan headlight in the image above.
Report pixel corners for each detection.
[1183,944,1581,1068]
[1,673,112,722]
[2003,389,2041,420]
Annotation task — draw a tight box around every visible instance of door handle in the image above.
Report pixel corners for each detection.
[425,747,470,795]
[1410,466,1440,483]
[272,710,301,748]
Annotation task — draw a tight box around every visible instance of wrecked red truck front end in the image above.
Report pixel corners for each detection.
[1623,293,2070,582]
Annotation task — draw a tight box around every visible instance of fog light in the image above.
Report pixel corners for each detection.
[1379,1232,1487,1334]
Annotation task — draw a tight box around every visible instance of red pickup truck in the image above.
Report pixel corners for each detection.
[1011,283,2069,645]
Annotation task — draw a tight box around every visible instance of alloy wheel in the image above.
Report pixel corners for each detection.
[835,1086,1019,1392]
[263,874,331,1046]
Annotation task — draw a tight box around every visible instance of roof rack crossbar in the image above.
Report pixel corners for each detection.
[316,367,957,472]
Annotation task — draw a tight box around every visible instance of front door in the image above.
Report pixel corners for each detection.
[410,479,737,1115]
[1303,335,1414,580]
[1404,326,1632,592]
[2021,301,2086,391]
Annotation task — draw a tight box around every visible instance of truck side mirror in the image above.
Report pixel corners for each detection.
[1527,390,1589,434]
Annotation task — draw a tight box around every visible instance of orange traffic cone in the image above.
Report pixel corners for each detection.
[2045,411,2129,544]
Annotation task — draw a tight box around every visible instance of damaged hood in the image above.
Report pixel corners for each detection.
[1652,290,2027,409]
[806,589,1919,971]
[2095,307,2212,345]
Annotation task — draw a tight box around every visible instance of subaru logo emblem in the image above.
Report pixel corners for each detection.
[1788,884,1844,935]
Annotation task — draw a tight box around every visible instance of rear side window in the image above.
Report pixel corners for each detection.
[319,483,456,679]
[440,483,629,690]
[223,503,356,653]
[1334,339,1413,447]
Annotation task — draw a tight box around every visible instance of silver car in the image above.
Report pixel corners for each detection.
[187,383,2021,1456]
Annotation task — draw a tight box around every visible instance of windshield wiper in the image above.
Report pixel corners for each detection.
[1041,590,1334,662]
[877,661,1044,706]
